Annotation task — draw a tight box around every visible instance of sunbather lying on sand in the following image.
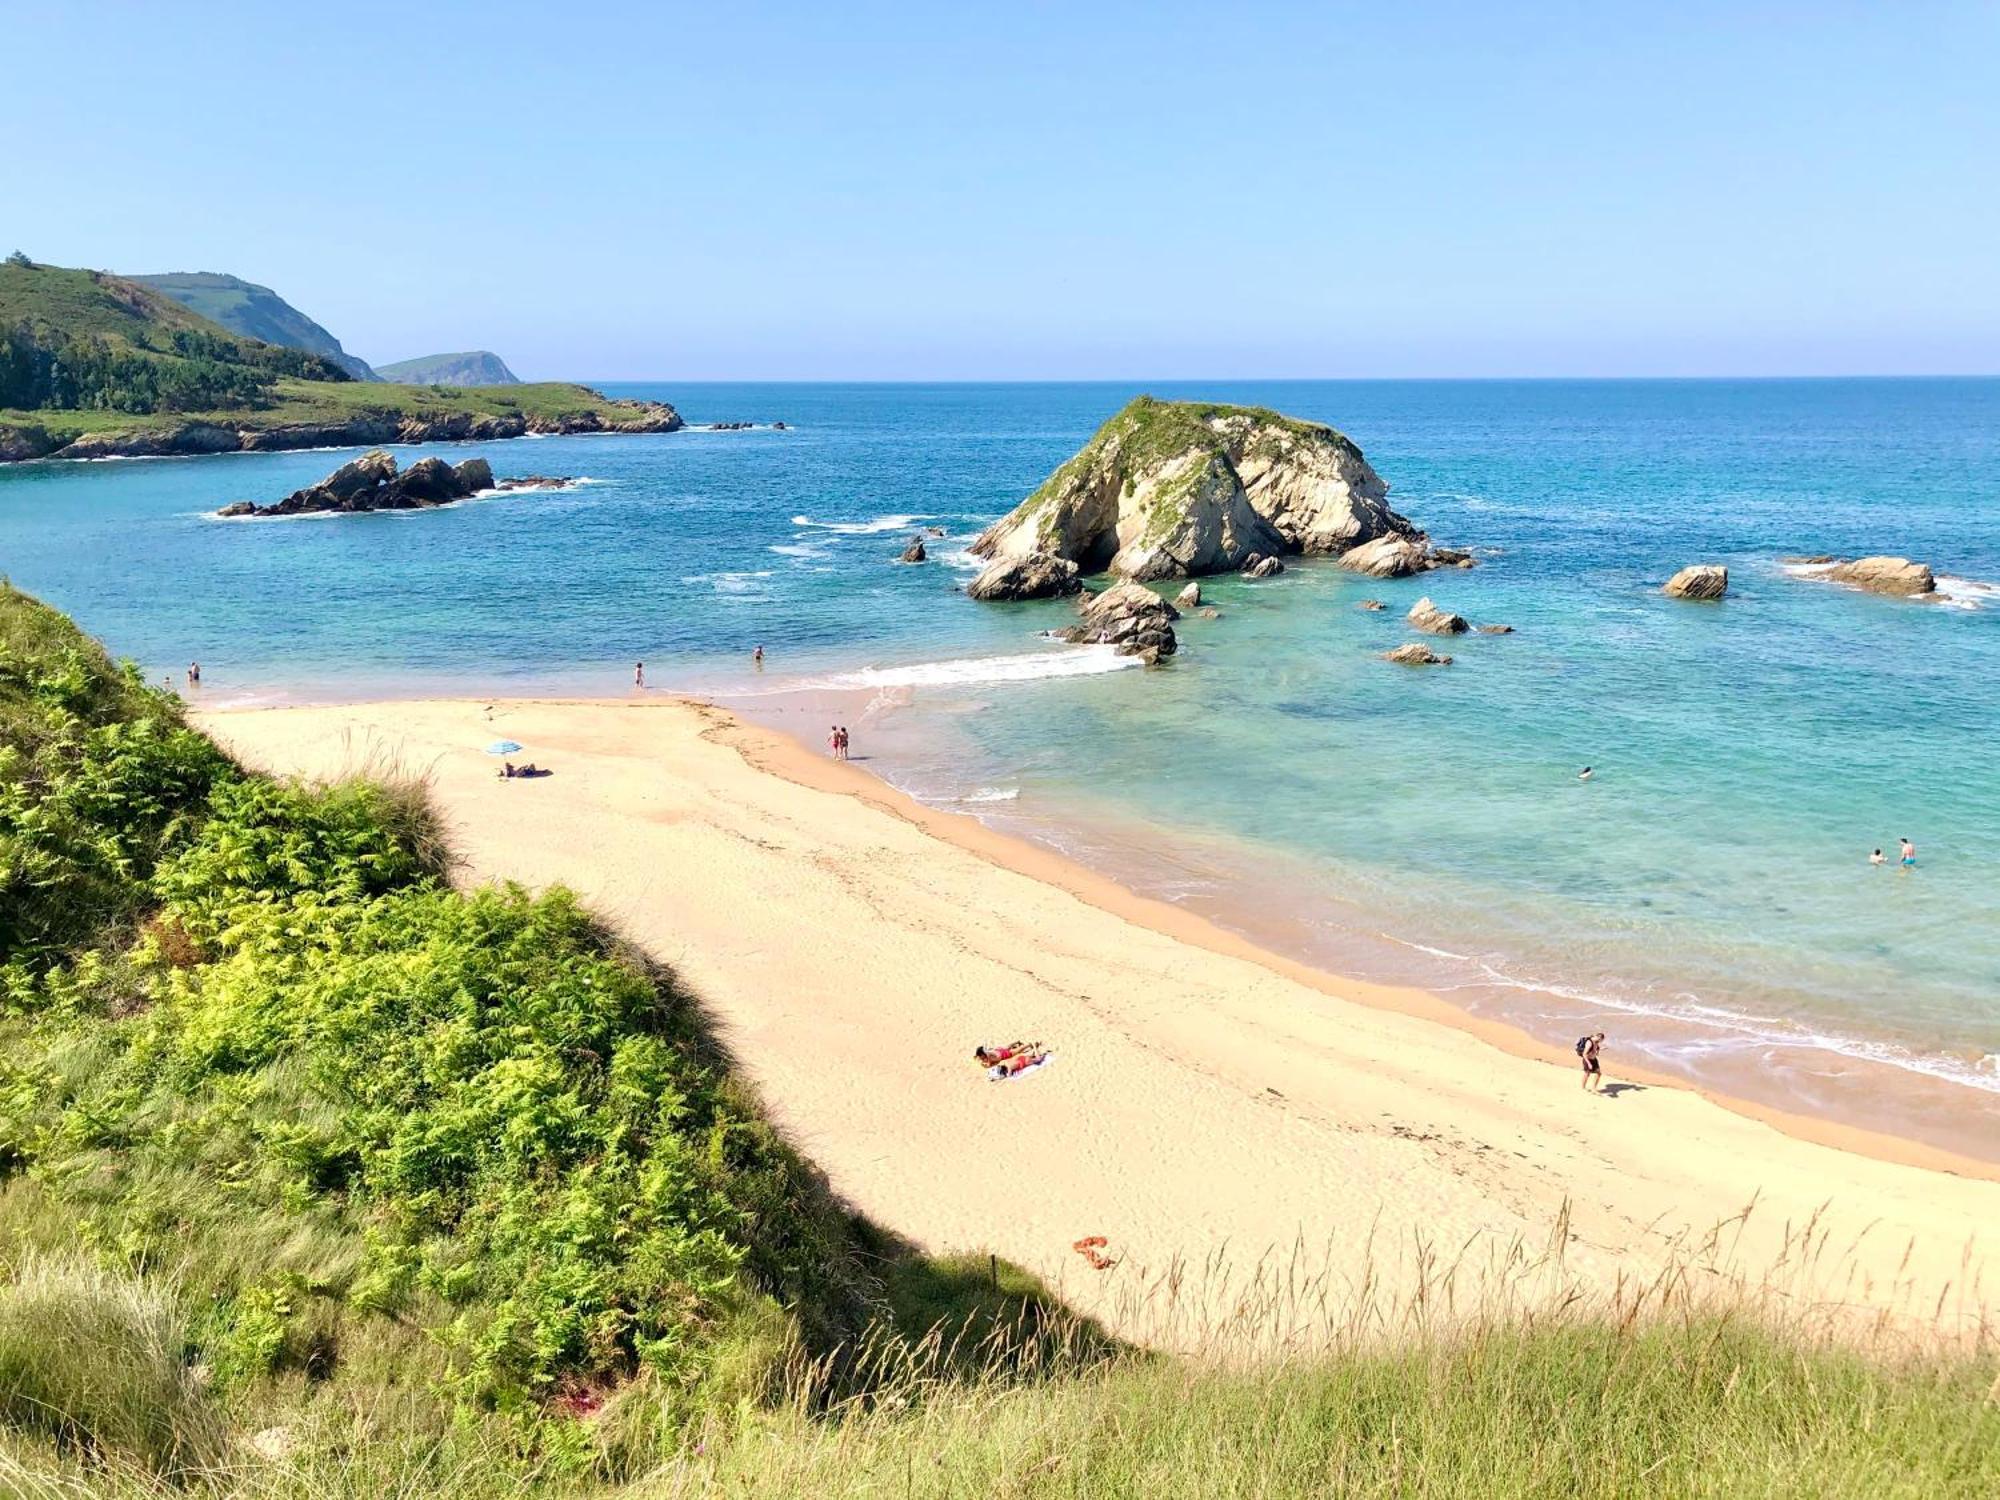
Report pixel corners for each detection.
[986,1047,1051,1080]
[973,1041,1040,1066]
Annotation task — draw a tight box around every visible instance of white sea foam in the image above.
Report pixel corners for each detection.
[769,542,824,558]
[939,548,985,572]
[958,786,1021,803]
[791,513,933,535]
[804,645,1140,690]
[1392,939,2000,1097]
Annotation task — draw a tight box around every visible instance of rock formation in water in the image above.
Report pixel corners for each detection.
[967,398,1464,594]
[1333,534,1435,579]
[1385,643,1452,666]
[1664,564,1729,600]
[1058,581,1179,663]
[1407,597,1470,635]
[1823,556,1936,596]
[899,535,928,563]
[964,552,1083,601]
[215,451,565,517]
[1175,581,1201,608]
[1242,553,1286,578]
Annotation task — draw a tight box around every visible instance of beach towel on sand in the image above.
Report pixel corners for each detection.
[988,1054,1055,1082]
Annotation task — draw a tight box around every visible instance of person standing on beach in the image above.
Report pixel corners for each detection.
[827,725,840,759]
[187,661,201,688]
[752,644,764,667]
[1899,838,1917,869]
[634,662,645,689]
[1577,1032,1606,1093]
[838,726,851,761]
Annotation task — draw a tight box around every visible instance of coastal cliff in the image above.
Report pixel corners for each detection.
[967,397,1446,596]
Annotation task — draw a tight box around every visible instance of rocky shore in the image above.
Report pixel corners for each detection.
[0,399,682,464]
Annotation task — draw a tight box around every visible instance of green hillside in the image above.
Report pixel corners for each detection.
[133,272,379,381]
[376,350,520,385]
[0,258,680,461]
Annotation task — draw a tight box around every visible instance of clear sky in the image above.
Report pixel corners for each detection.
[5,0,1996,379]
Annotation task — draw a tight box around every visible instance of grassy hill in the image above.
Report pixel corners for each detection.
[0,584,1994,1497]
[0,259,678,461]
[132,272,379,382]
[375,350,520,386]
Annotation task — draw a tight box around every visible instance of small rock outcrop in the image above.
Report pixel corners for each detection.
[1242,554,1285,578]
[1175,581,1202,608]
[1358,599,1386,611]
[966,551,1083,601]
[216,451,544,518]
[1059,581,1180,662]
[899,535,928,563]
[1407,597,1470,635]
[1664,564,1729,600]
[969,396,1421,583]
[1824,556,1936,597]
[1385,643,1452,666]
[1334,534,1434,578]
[1477,623,1515,635]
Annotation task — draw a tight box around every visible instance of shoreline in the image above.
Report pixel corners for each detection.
[694,698,2000,1186]
[196,693,2000,1348]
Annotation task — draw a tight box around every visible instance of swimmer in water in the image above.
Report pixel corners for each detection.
[1870,848,1886,866]
[1578,766,1594,782]
[1899,838,1917,869]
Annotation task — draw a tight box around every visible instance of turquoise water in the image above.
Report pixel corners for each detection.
[3,380,1996,1150]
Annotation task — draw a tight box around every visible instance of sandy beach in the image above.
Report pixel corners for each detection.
[198,696,2000,1350]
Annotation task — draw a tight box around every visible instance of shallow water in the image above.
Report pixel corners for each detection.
[3,379,1996,1152]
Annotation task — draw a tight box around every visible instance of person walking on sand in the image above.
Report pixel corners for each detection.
[837,726,851,761]
[1899,837,1917,869]
[827,725,840,759]
[1576,1032,1606,1093]
[634,662,645,689]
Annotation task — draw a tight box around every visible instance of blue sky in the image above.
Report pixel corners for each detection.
[5,1,1996,379]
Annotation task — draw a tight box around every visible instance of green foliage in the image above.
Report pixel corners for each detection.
[0,586,229,973]
[0,261,348,417]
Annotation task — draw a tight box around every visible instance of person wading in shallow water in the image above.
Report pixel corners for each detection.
[634,662,645,689]
[1576,1032,1606,1093]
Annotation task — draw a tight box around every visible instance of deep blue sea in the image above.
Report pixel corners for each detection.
[3,380,1996,1152]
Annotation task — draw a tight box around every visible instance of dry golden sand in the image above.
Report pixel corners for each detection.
[198,697,1999,1350]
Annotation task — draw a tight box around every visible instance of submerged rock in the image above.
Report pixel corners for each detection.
[1407,596,1470,635]
[1358,599,1387,611]
[1060,580,1180,661]
[968,396,1418,583]
[1385,643,1452,666]
[899,535,928,563]
[217,451,545,518]
[1825,556,1936,596]
[966,551,1082,601]
[1477,623,1515,634]
[1664,564,1729,600]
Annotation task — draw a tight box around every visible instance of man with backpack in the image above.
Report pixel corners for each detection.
[1576,1032,1606,1093]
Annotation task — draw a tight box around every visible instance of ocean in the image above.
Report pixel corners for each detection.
[3,379,1996,1156]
